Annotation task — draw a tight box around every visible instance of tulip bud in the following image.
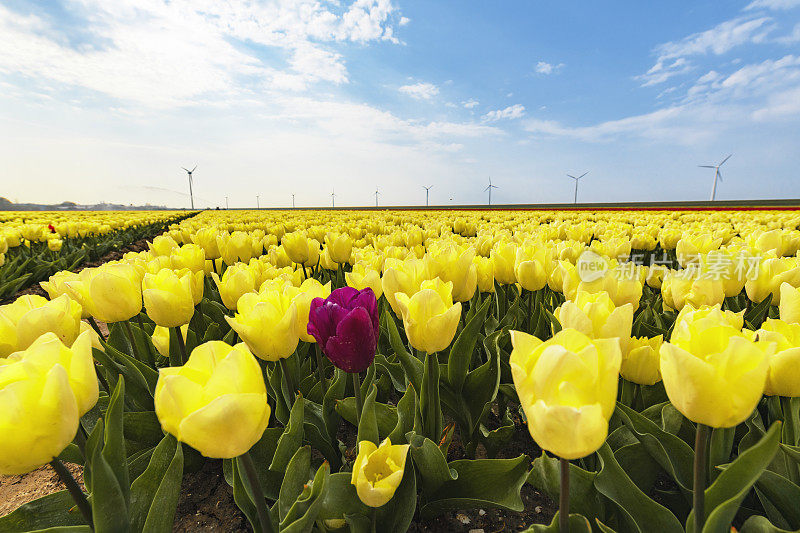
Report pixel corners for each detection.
[514,241,548,292]
[351,438,410,507]
[170,243,206,273]
[0,294,83,357]
[287,278,332,343]
[142,269,195,328]
[346,262,383,298]
[325,232,354,265]
[0,359,79,475]
[152,324,188,358]
[307,287,378,373]
[394,278,462,354]
[154,341,270,458]
[473,256,495,293]
[211,264,257,310]
[150,234,179,256]
[381,257,426,315]
[620,335,662,385]
[226,286,299,361]
[282,232,310,264]
[757,319,800,397]
[510,328,621,460]
[86,263,142,323]
[490,241,517,285]
[555,290,633,348]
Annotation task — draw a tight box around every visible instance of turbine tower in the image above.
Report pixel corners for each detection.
[292,194,295,208]
[566,171,588,204]
[699,154,732,201]
[423,185,432,206]
[375,187,380,207]
[484,177,498,205]
[181,165,197,209]
[225,196,228,209]
[331,189,336,208]
[256,195,260,209]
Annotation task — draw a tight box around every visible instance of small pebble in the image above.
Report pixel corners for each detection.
[468,529,484,533]
[478,509,486,516]
[535,506,542,513]
[456,513,470,525]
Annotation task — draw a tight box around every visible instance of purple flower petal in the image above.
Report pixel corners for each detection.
[324,307,376,373]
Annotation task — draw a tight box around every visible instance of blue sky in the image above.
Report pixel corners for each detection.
[1,0,799,207]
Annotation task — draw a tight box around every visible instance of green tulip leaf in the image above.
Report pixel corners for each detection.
[280,461,330,533]
[128,434,178,532]
[139,440,183,533]
[335,397,397,437]
[407,432,457,496]
[376,460,417,533]
[270,396,305,472]
[520,512,593,533]
[595,443,684,533]
[317,473,370,522]
[0,491,86,532]
[101,377,129,509]
[739,515,799,533]
[386,308,423,393]
[447,295,491,393]
[278,446,312,522]
[754,469,800,530]
[388,383,418,445]
[420,455,530,518]
[528,452,604,520]
[357,385,380,446]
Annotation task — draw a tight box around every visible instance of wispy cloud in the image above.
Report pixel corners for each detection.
[398,82,439,100]
[462,98,479,109]
[746,0,800,10]
[483,104,526,121]
[535,61,564,75]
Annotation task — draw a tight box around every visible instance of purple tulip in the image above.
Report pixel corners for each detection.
[307,287,379,373]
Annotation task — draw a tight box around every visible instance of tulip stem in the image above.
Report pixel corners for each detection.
[136,314,156,366]
[87,317,106,341]
[239,451,275,533]
[693,423,711,532]
[352,372,363,425]
[559,457,569,533]
[50,458,93,529]
[175,327,188,364]
[370,507,378,533]
[315,344,328,395]
[527,289,534,333]
[279,358,296,398]
[122,320,142,362]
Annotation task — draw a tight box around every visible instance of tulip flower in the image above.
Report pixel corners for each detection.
[424,242,478,302]
[554,290,633,348]
[490,241,517,285]
[288,278,332,343]
[192,227,222,260]
[514,241,548,292]
[510,328,621,460]
[676,234,723,267]
[308,287,379,373]
[282,231,311,265]
[351,438,410,507]
[325,232,354,265]
[661,268,725,311]
[0,358,79,475]
[154,341,271,458]
[780,282,800,324]
[0,294,83,357]
[381,257,427,315]
[152,324,189,358]
[757,319,800,397]
[141,269,195,328]
[473,255,495,293]
[226,285,299,361]
[394,278,462,355]
[170,243,206,273]
[150,234,179,256]
[211,263,257,310]
[346,262,384,298]
[746,255,800,305]
[620,335,663,386]
[84,262,143,323]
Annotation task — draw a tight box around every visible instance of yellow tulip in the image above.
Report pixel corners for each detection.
[490,241,517,285]
[676,234,723,267]
[620,335,662,385]
[660,310,774,427]
[746,256,800,305]
[211,264,257,310]
[40,270,78,302]
[0,294,83,356]
[661,268,725,311]
[282,232,310,264]
[287,278,331,343]
[218,231,254,265]
[150,234,179,256]
[346,262,383,298]
[473,255,495,293]
[514,241,548,292]
[424,242,477,302]
[47,238,63,252]
[226,286,299,361]
[779,282,800,323]
[510,328,621,459]
[554,290,633,346]
[757,319,800,396]
[394,278,462,354]
[152,324,188,358]
[351,438,410,507]
[381,257,427,315]
[192,228,222,259]
[325,232,353,265]
[86,263,143,323]
[170,243,206,273]
[0,358,79,475]
[142,269,195,328]
[5,331,97,415]
[154,341,270,458]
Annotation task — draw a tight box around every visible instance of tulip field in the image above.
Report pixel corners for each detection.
[4,207,800,532]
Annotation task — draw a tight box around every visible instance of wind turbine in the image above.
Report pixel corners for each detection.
[566,171,588,204]
[181,165,197,209]
[699,154,732,201]
[292,194,295,208]
[331,189,336,208]
[256,195,260,209]
[225,196,229,209]
[375,187,380,207]
[484,177,498,205]
[423,185,432,206]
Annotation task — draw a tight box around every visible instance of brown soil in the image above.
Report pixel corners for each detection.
[0,462,84,517]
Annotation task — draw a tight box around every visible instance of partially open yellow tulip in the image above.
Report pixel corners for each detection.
[394,278,462,354]
[351,438,410,507]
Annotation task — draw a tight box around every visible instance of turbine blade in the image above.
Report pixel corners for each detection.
[578,171,589,179]
[181,167,189,172]
[191,165,197,172]
[484,185,490,191]
[719,154,732,166]
[566,174,576,179]
[717,170,723,182]
[698,165,715,168]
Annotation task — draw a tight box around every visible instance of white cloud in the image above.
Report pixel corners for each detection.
[398,82,439,100]
[638,16,776,85]
[483,104,526,121]
[746,0,800,10]
[399,16,410,25]
[462,98,479,109]
[0,1,403,107]
[535,61,564,75]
